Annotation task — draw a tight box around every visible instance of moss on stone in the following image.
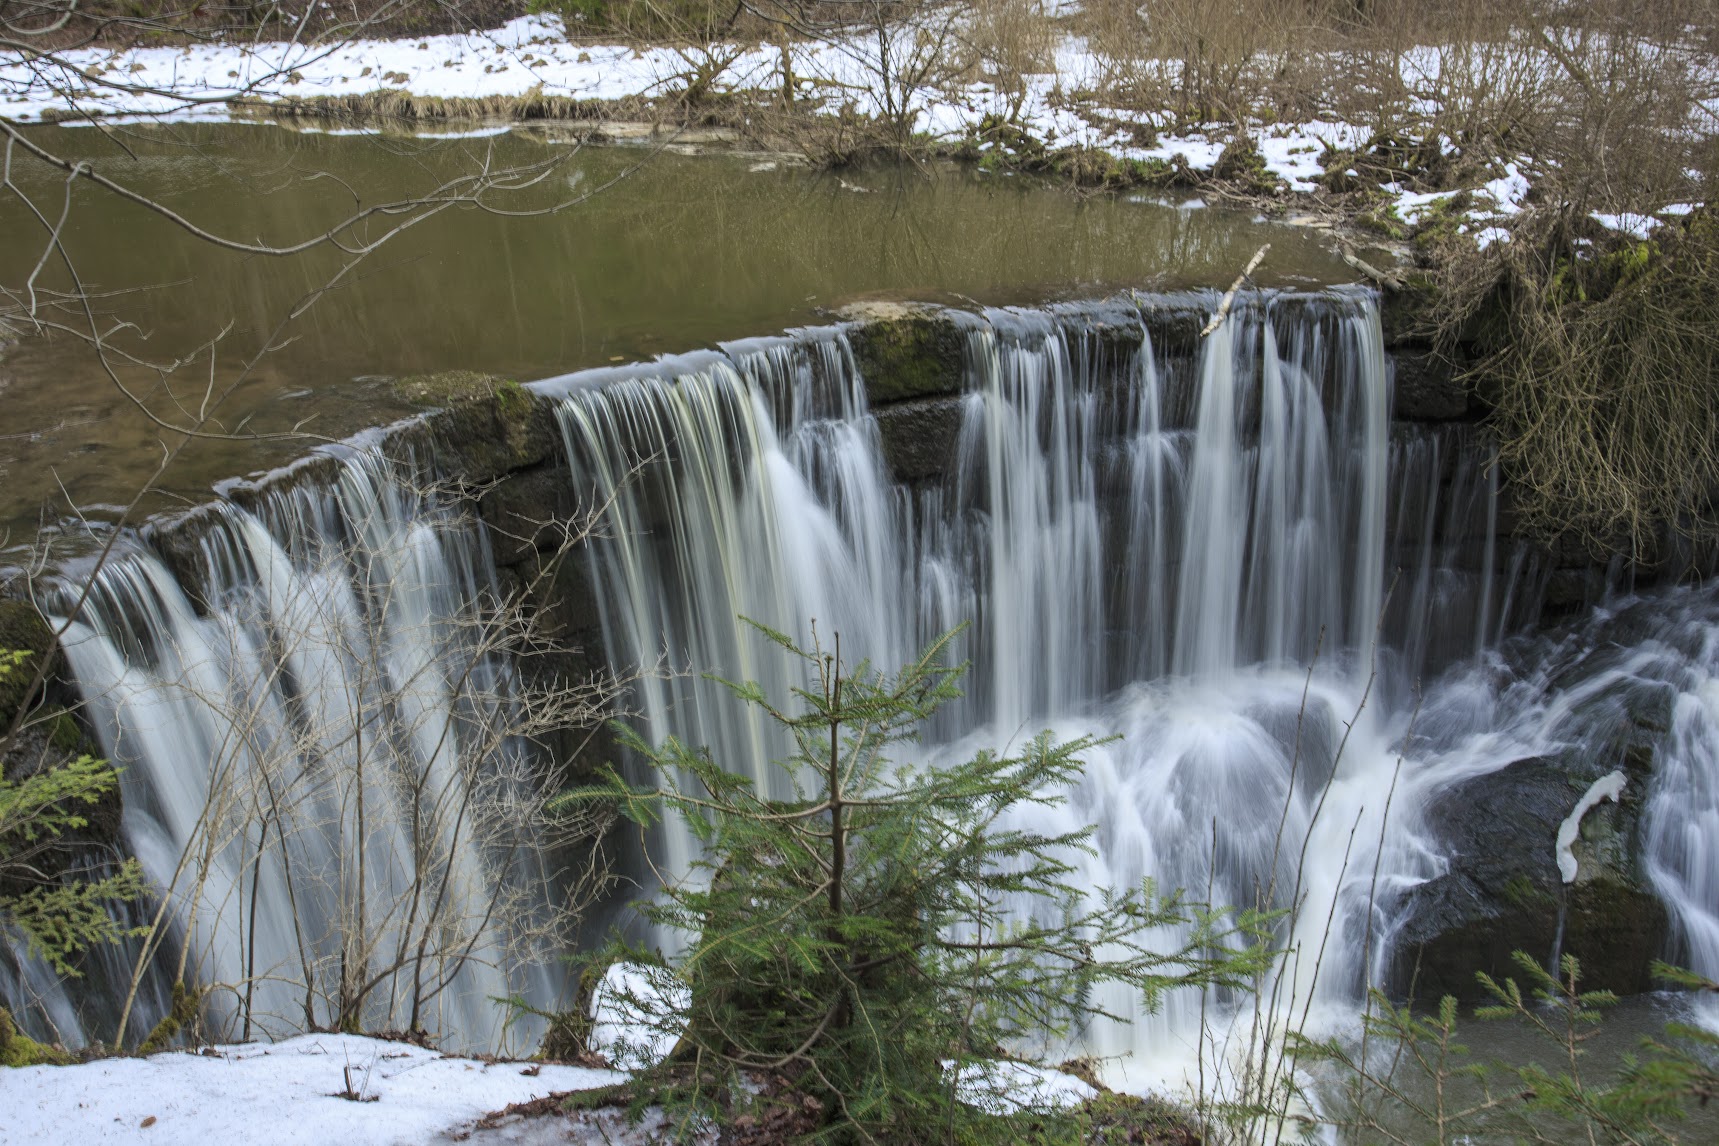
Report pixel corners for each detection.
[0,600,55,726]
[45,708,84,755]
[848,312,966,405]
[137,981,204,1056]
[0,1006,72,1067]
[396,371,555,483]
[393,369,513,407]
[494,377,532,418]
[1502,872,1553,911]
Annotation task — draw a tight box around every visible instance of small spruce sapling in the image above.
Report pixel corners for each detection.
[0,649,147,981]
[1292,952,1719,1145]
[559,622,1273,1142]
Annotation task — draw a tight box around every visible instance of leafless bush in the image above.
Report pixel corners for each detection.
[1079,0,1311,126]
[960,0,1054,116]
[1061,0,1717,214]
[1420,206,1719,560]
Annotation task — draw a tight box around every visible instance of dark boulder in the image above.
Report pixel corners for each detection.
[874,397,965,486]
[478,462,575,568]
[1392,351,1470,421]
[1390,752,1667,1001]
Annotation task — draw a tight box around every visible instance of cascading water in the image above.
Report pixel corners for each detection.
[538,289,1550,1086]
[20,445,565,1053]
[20,284,1719,1095]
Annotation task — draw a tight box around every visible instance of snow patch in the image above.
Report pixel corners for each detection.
[587,962,690,1071]
[1556,770,1627,883]
[945,1059,1100,1115]
[1591,211,1660,239]
[2,1033,624,1145]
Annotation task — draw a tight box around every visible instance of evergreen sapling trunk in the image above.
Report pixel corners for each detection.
[560,622,1273,1143]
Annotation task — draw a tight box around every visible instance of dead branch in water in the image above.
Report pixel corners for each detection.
[1201,244,1269,338]
[1340,242,1404,292]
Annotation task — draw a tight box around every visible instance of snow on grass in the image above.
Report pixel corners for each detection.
[1473,225,1511,249]
[0,16,719,121]
[4,15,1707,250]
[1592,211,1661,239]
[945,1058,1100,1115]
[2,1032,625,1146]
[0,13,1306,183]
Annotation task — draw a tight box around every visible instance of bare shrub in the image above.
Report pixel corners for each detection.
[961,0,1056,117]
[1425,206,1719,558]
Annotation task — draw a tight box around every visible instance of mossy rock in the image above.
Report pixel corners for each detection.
[394,370,529,411]
[1390,756,1668,1000]
[846,309,966,405]
[43,707,86,756]
[397,371,556,483]
[0,600,56,726]
[1377,273,1442,347]
[0,1007,72,1067]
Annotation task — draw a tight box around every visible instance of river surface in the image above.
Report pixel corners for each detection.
[0,121,1350,542]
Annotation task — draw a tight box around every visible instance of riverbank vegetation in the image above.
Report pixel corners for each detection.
[11,1,1719,1140]
[1426,204,1719,559]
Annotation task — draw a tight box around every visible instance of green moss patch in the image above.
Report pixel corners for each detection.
[846,310,966,404]
[396,371,555,483]
[1,1007,72,1068]
[0,601,55,727]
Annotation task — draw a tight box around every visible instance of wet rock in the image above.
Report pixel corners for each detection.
[1392,351,1470,421]
[1542,568,1607,614]
[0,599,56,725]
[843,305,967,405]
[478,464,574,567]
[1378,277,1439,347]
[517,548,605,649]
[398,372,557,482]
[874,397,965,485]
[1390,754,1667,1001]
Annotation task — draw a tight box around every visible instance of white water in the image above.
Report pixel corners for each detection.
[538,290,1562,1087]
[35,447,562,1053]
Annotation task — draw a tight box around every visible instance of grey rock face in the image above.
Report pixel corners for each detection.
[1391,746,1668,1000]
[1392,351,1470,421]
[874,397,965,486]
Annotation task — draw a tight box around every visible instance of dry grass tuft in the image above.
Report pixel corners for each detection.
[1428,205,1719,558]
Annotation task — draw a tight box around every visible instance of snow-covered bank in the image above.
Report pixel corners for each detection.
[10,14,1709,239]
[3,13,1713,245]
[0,15,1531,228]
[0,1033,624,1145]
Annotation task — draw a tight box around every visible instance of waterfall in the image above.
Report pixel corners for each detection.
[28,284,1719,1087]
[539,289,1543,1083]
[34,446,565,1053]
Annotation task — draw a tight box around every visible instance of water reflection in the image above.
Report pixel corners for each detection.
[0,120,1349,538]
